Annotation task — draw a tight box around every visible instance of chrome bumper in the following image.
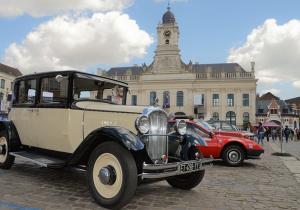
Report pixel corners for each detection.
[139,158,213,179]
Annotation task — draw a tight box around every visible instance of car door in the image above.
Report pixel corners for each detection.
[9,78,38,146]
[34,74,72,153]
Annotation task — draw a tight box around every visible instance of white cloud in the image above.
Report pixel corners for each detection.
[293,81,300,89]
[228,19,300,86]
[3,12,153,74]
[261,88,281,96]
[0,0,134,17]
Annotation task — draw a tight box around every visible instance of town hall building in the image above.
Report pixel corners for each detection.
[99,6,257,128]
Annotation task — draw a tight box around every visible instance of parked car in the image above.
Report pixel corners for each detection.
[0,71,212,209]
[169,118,264,166]
[207,120,256,140]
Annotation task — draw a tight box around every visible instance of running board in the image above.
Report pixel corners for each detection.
[10,151,66,168]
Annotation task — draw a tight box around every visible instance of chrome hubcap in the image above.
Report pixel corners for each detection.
[228,150,240,163]
[99,166,116,185]
[93,153,123,199]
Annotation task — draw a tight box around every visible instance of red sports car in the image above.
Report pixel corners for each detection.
[169,119,264,166]
[206,120,256,140]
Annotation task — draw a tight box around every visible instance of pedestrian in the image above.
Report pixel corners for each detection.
[257,122,265,145]
[265,127,270,142]
[271,128,277,141]
[284,126,290,143]
[290,129,294,141]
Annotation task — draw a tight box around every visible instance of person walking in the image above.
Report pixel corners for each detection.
[271,128,277,141]
[257,122,265,145]
[284,126,290,143]
[265,127,270,142]
[290,129,294,141]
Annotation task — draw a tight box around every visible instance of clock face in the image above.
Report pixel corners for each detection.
[164,30,171,37]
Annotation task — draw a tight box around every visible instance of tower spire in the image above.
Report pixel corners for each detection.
[167,0,171,11]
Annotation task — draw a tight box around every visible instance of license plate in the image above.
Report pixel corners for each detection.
[179,161,202,173]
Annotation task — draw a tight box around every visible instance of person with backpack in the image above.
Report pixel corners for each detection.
[284,126,290,143]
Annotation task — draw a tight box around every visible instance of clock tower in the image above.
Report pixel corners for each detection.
[151,5,183,73]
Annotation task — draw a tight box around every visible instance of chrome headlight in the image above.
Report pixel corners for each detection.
[135,116,150,134]
[176,120,187,135]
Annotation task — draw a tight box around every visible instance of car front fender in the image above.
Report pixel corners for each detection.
[0,119,21,151]
[69,126,145,165]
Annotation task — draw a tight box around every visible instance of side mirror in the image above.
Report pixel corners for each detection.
[55,75,65,83]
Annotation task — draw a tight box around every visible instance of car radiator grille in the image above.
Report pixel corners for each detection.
[147,110,168,162]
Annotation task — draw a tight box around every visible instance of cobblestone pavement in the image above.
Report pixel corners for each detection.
[275,140,300,160]
[0,143,300,210]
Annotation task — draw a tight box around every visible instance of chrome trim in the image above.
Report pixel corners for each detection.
[139,158,213,179]
[140,107,169,163]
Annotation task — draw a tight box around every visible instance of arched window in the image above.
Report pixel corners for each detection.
[212,112,219,120]
[149,91,156,106]
[243,112,249,125]
[165,39,169,44]
[176,91,184,107]
[226,111,236,125]
[163,91,170,108]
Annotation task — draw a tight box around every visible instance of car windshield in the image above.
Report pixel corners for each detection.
[232,125,239,131]
[73,73,128,105]
[195,120,215,131]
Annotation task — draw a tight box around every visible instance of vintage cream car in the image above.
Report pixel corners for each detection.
[0,71,211,209]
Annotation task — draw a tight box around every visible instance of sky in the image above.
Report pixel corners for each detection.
[1,0,300,99]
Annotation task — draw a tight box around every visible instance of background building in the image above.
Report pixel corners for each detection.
[256,92,299,128]
[99,6,257,128]
[0,63,22,112]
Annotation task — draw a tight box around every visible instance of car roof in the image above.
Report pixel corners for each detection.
[14,70,128,87]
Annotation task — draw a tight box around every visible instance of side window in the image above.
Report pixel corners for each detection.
[15,79,37,105]
[40,76,68,106]
[213,122,221,130]
[222,122,233,131]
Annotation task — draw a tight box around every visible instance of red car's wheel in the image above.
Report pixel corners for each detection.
[222,145,245,167]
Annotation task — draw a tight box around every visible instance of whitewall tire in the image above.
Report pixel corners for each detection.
[0,131,15,169]
[87,141,137,209]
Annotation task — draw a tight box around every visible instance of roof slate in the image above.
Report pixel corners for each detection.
[259,92,279,100]
[285,97,300,105]
[106,66,143,76]
[192,63,247,73]
[105,63,248,76]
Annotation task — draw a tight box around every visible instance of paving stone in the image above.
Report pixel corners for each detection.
[0,143,299,210]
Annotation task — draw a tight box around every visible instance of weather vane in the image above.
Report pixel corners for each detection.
[167,0,171,10]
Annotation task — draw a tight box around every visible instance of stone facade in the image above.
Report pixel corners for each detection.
[256,92,299,128]
[99,7,257,128]
[0,63,22,112]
